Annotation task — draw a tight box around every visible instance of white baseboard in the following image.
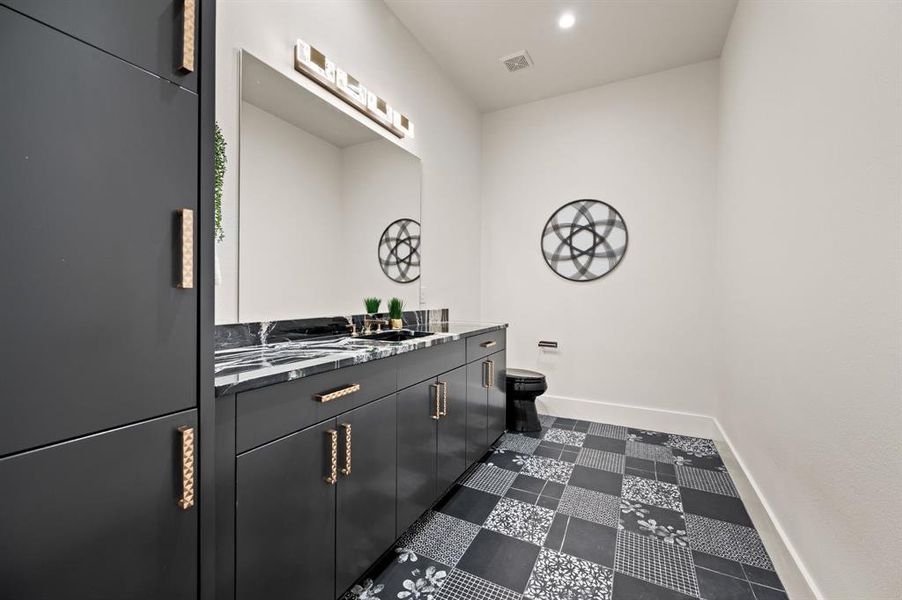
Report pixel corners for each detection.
[712,418,824,600]
[536,394,719,439]
[536,394,820,600]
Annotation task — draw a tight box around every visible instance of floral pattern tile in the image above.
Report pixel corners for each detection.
[542,428,587,447]
[485,448,529,472]
[521,456,574,484]
[619,499,689,547]
[524,547,614,600]
[483,497,555,545]
[622,474,684,512]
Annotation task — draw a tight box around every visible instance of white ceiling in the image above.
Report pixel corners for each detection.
[385,0,738,112]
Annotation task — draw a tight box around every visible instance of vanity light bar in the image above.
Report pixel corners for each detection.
[294,39,414,139]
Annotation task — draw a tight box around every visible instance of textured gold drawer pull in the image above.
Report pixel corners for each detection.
[177,426,195,510]
[177,209,194,289]
[181,0,196,72]
[480,340,497,348]
[488,360,495,387]
[439,381,448,417]
[431,384,441,420]
[325,429,338,485]
[315,383,360,403]
[340,423,352,476]
[482,361,490,389]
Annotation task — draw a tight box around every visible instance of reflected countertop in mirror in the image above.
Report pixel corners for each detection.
[214,320,507,396]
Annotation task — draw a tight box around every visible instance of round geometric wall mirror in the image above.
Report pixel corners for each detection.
[378,218,421,283]
[541,199,628,281]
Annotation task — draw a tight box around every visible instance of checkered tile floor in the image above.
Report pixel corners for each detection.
[344,417,787,600]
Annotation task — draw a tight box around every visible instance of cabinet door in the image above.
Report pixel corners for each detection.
[336,395,397,596]
[466,361,489,464]
[437,365,468,493]
[0,7,197,456]
[486,352,507,447]
[396,380,438,536]
[4,0,198,91]
[236,420,336,600]
[0,410,198,600]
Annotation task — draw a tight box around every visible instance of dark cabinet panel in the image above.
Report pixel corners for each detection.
[236,357,397,453]
[397,380,439,535]
[3,0,198,92]
[466,329,507,363]
[486,351,507,447]
[336,394,398,596]
[437,365,468,494]
[236,419,336,600]
[397,339,465,389]
[466,360,489,464]
[0,7,198,456]
[0,410,198,600]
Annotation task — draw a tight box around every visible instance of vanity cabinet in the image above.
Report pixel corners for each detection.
[237,419,336,600]
[0,410,199,599]
[220,330,505,600]
[467,350,507,464]
[397,364,468,535]
[236,394,397,600]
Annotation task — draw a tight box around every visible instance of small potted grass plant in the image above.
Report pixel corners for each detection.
[364,297,382,318]
[387,297,404,330]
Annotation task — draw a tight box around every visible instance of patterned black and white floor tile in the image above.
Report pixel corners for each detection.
[344,417,787,600]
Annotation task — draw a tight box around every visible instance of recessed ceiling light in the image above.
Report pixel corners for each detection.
[558,12,575,29]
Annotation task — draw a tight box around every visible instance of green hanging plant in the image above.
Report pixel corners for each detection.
[214,121,227,242]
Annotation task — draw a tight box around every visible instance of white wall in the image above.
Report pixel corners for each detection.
[216,0,482,324]
[716,2,902,598]
[481,61,720,417]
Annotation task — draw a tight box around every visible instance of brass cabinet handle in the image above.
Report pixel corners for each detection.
[431,384,441,420]
[486,360,495,388]
[439,381,448,417]
[482,361,490,389]
[324,429,338,485]
[480,340,497,349]
[177,209,194,289]
[340,423,352,476]
[177,426,195,510]
[180,0,196,72]
[315,383,361,403]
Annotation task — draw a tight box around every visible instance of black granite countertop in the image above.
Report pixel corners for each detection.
[214,321,507,396]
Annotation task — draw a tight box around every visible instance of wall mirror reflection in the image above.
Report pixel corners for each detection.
[221,50,422,324]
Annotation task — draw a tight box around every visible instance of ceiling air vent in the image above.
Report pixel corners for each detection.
[500,50,533,73]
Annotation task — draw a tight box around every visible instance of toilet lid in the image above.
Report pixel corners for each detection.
[506,368,545,381]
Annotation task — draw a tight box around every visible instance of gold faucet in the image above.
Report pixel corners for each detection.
[363,318,388,334]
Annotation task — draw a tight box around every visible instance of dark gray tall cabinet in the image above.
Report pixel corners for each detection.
[0,2,215,598]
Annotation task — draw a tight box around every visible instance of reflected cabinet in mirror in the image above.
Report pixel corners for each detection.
[227,51,421,323]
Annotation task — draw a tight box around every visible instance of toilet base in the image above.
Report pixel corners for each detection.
[508,397,542,433]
